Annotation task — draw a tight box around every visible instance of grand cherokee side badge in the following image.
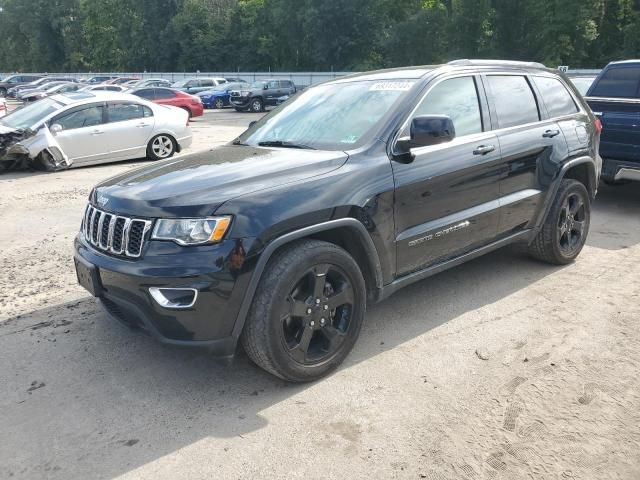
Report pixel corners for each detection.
[409,221,471,247]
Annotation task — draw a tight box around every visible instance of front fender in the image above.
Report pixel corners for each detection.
[229,218,383,341]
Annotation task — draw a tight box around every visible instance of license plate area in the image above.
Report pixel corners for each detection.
[74,256,102,297]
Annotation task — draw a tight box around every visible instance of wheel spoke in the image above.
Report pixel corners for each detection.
[573,220,586,236]
[311,265,329,299]
[291,325,314,362]
[321,325,345,351]
[566,229,573,247]
[327,284,354,310]
[569,197,583,216]
[289,297,310,317]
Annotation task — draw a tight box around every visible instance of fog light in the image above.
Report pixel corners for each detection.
[149,287,198,309]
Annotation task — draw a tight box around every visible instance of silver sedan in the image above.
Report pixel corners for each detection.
[0,91,192,171]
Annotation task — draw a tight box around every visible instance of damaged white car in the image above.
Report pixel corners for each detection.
[0,91,192,172]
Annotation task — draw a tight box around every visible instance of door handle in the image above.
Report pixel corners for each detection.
[543,129,561,138]
[91,130,104,135]
[136,123,149,128]
[473,145,495,155]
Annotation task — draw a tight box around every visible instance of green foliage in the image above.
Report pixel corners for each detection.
[0,0,639,72]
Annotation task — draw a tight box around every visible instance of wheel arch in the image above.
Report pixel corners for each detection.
[534,156,597,236]
[231,218,383,340]
[562,159,597,200]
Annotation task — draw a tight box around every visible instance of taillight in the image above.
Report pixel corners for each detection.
[594,117,603,134]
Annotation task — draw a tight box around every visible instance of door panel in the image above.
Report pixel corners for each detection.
[51,104,109,164]
[495,122,567,233]
[393,133,502,276]
[104,103,155,160]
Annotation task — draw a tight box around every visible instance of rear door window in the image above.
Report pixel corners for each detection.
[589,66,640,98]
[107,103,146,123]
[268,81,279,89]
[135,88,155,100]
[532,76,579,117]
[409,76,483,137]
[154,88,175,99]
[487,75,540,128]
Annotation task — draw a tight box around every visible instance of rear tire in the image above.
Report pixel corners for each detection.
[0,88,6,98]
[146,134,176,161]
[241,239,366,382]
[528,179,590,265]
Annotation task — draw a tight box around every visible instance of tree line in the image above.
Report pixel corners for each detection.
[0,0,639,73]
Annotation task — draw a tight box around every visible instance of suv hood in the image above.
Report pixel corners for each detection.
[94,145,348,218]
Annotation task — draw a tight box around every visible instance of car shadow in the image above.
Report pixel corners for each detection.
[0,247,563,479]
[587,182,640,250]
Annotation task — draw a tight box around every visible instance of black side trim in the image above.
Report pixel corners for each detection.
[379,230,532,301]
[231,218,383,339]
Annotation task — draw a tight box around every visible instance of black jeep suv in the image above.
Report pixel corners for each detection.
[75,60,601,382]
[230,79,297,112]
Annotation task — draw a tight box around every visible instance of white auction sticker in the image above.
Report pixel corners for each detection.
[369,81,415,91]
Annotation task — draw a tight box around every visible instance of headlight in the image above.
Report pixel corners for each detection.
[240,90,250,96]
[152,217,232,246]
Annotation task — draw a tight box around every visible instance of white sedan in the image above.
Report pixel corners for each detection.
[0,91,192,171]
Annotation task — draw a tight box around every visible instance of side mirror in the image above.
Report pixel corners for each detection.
[408,115,455,148]
[50,123,63,135]
[263,84,269,90]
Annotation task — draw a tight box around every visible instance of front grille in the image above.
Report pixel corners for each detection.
[82,205,152,258]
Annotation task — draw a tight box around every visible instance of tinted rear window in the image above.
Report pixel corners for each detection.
[589,66,640,98]
[487,75,540,128]
[532,76,578,118]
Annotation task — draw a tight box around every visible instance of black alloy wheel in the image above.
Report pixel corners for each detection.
[241,239,366,382]
[557,191,587,257]
[280,264,355,365]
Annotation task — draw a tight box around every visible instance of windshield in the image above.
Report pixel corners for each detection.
[0,98,63,130]
[236,79,415,151]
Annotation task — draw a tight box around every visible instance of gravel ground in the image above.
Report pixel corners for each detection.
[1,109,639,480]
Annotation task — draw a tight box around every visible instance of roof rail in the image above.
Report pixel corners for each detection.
[448,59,546,69]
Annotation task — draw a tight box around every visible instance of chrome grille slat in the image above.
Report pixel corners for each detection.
[82,204,152,259]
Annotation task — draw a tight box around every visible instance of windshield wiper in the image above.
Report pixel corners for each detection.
[258,140,316,150]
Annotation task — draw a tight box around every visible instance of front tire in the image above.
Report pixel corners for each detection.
[147,134,176,161]
[528,179,590,265]
[214,98,225,109]
[241,240,366,382]
[250,97,264,113]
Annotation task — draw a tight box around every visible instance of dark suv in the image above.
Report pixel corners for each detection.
[0,74,43,97]
[230,79,297,112]
[74,60,601,382]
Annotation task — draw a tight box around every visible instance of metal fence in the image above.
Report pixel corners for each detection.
[0,71,353,87]
[0,69,602,86]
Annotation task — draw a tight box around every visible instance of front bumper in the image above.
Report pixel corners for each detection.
[602,158,640,182]
[74,233,256,358]
[230,96,250,108]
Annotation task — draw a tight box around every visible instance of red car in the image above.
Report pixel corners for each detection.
[130,87,204,118]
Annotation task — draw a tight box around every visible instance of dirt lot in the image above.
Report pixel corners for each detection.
[1,109,639,480]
